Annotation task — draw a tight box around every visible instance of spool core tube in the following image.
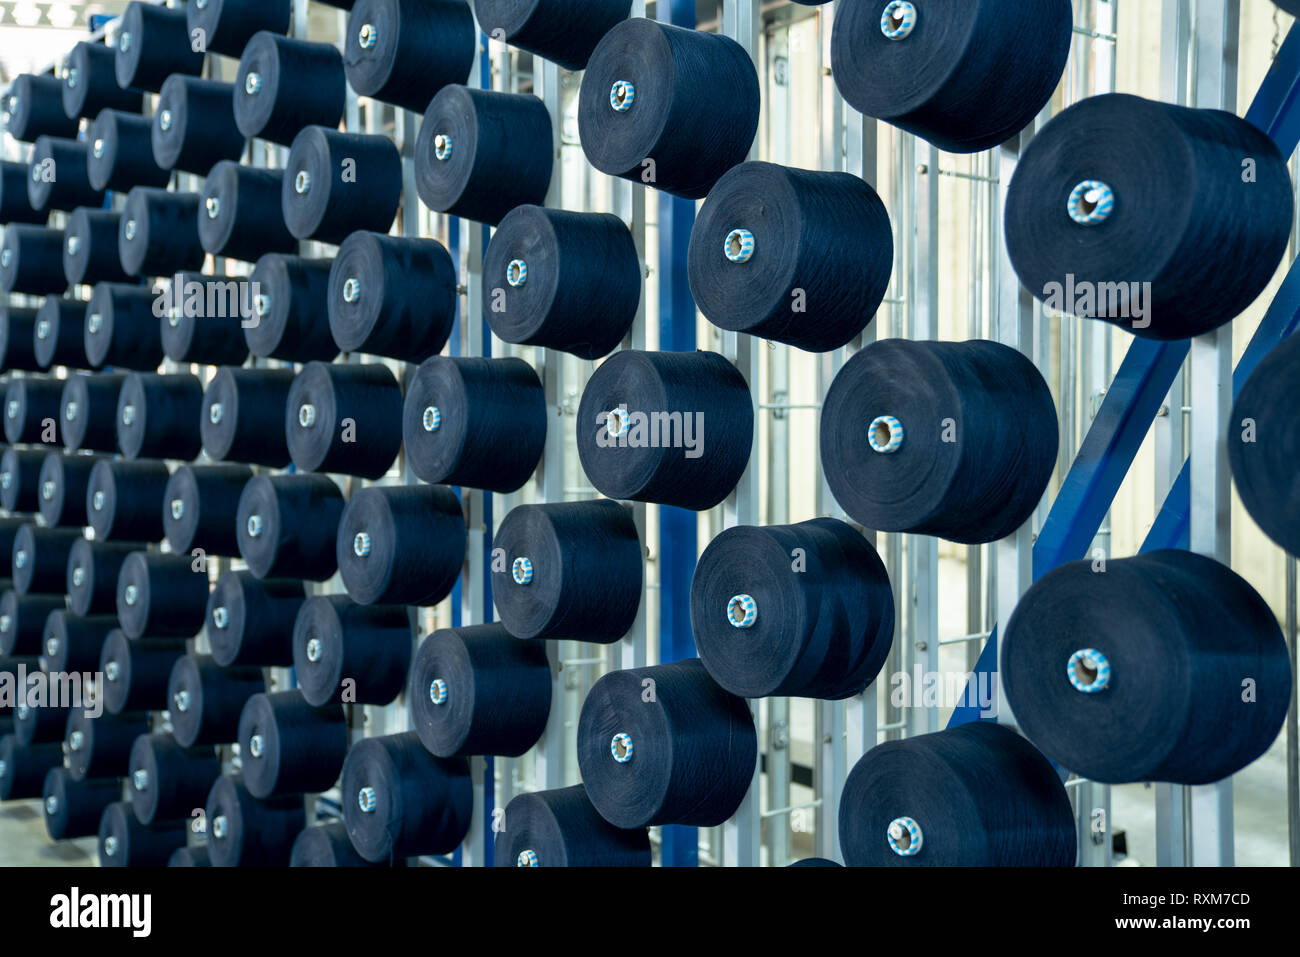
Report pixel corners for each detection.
[886,815,923,856]
[867,415,904,454]
[1066,648,1110,694]
[880,1,916,40]
[1066,180,1114,226]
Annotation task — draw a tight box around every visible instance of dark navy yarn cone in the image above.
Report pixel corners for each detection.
[578,19,759,200]
[237,691,349,798]
[84,285,163,371]
[0,306,41,372]
[206,571,306,668]
[1005,93,1294,340]
[28,137,102,214]
[409,623,551,759]
[115,551,209,640]
[4,377,64,443]
[40,609,115,675]
[494,785,651,867]
[5,74,78,142]
[204,774,305,867]
[577,658,757,828]
[86,110,170,193]
[415,86,553,226]
[34,296,91,370]
[402,356,546,493]
[61,374,128,452]
[167,653,266,749]
[67,539,140,616]
[65,709,151,780]
[162,464,255,557]
[340,732,473,861]
[831,0,1072,154]
[0,161,46,224]
[482,206,641,359]
[1002,550,1292,785]
[98,801,187,866]
[201,367,296,468]
[118,188,204,278]
[86,459,171,542]
[236,474,346,581]
[0,450,44,511]
[576,350,753,510]
[788,858,842,867]
[188,0,291,57]
[159,272,252,368]
[838,722,1076,866]
[198,162,296,262]
[11,524,83,596]
[491,500,643,643]
[285,362,404,479]
[63,209,132,286]
[820,338,1058,544]
[43,769,121,840]
[292,821,393,867]
[0,735,63,800]
[291,596,413,707]
[235,33,346,146]
[36,452,102,527]
[343,0,476,112]
[115,372,204,462]
[474,0,631,71]
[114,2,205,92]
[0,225,65,295]
[246,255,339,362]
[691,518,894,700]
[127,733,221,825]
[282,127,402,243]
[169,847,210,867]
[61,41,142,119]
[0,592,65,656]
[688,162,893,352]
[151,76,245,176]
[13,701,72,745]
[1230,333,1300,555]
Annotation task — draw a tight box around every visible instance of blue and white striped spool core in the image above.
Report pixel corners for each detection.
[887,816,923,856]
[881,1,917,40]
[610,732,634,763]
[868,415,904,453]
[423,406,441,432]
[606,405,630,438]
[1067,180,1114,226]
[507,259,527,287]
[727,594,757,629]
[429,678,448,705]
[434,133,453,161]
[1066,648,1111,693]
[724,228,755,263]
[512,556,533,585]
[358,786,377,813]
[610,80,635,112]
[517,849,539,867]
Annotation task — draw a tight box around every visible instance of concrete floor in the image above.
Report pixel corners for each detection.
[0,801,97,867]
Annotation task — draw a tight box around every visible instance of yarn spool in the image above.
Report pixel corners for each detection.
[118,188,204,278]
[85,109,170,192]
[474,0,631,71]
[205,774,306,867]
[198,162,296,262]
[0,225,66,295]
[1002,550,1291,785]
[12,525,83,596]
[409,622,551,758]
[285,362,404,479]
[292,597,414,707]
[0,592,65,655]
[282,127,402,243]
[0,735,63,800]
[327,231,456,362]
[13,701,71,746]
[206,572,305,668]
[292,821,392,867]
[577,658,757,828]
[494,785,651,867]
[4,377,64,443]
[116,551,209,640]
[0,306,41,373]
[688,162,893,351]
[99,629,185,715]
[4,74,78,141]
[159,272,253,367]
[28,137,102,215]
[0,521,22,575]
[820,338,1058,544]
[64,709,151,780]
[151,76,246,175]
[40,610,116,675]
[42,769,120,840]
[86,459,171,542]
[84,284,164,372]
[128,733,220,825]
[402,357,546,492]
[235,474,345,580]
[67,540,140,617]
[789,858,842,867]
[0,451,43,513]
[578,19,759,199]
[169,847,210,867]
[188,0,291,57]
[61,41,142,119]
[1005,93,1294,341]
[36,452,102,528]
[114,2,205,93]
[98,801,187,867]
[690,518,895,699]
[576,350,754,510]
[167,653,265,749]
[831,0,1071,154]
[237,691,349,797]
[245,255,339,362]
[343,0,475,111]
[201,367,295,468]
[1230,334,1300,555]
[482,206,640,358]
[491,500,643,643]
[336,485,466,606]
[235,33,346,146]
[838,722,1077,866]
[0,161,45,225]
[1275,0,1300,12]
[341,731,473,861]
[116,373,204,462]
[35,296,93,369]
[163,464,255,557]
[62,373,128,452]
[415,86,553,225]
